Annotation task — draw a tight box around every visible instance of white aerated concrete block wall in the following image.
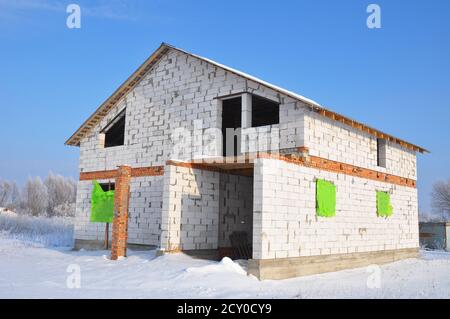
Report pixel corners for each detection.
[74,176,163,246]
[253,157,419,260]
[304,111,417,179]
[160,166,254,251]
[76,49,246,244]
[78,49,248,173]
[74,48,312,245]
[241,81,308,154]
[74,47,420,252]
[219,173,253,247]
[127,176,164,245]
[160,164,220,251]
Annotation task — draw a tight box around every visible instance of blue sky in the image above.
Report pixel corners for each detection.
[0,0,449,213]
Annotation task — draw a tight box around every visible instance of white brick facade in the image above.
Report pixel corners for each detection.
[72,45,421,270]
[159,164,253,251]
[160,165,220,251]
[75,176,163,246]
[219,174,253,248]
[253,157,419,260]
[303,111,417,179]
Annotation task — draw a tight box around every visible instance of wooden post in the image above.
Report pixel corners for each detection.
[110,165,132,260]
[104,181,112,250]
[104,223,109,249]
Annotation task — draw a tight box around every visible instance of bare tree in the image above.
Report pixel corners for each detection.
[431,179,450,221]
[44,172,77,216]
[0,174,76,216]
[0,180,12,207]
[24,177,49,216]
[7,181,21,211]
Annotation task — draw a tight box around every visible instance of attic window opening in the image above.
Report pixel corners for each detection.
[377,138,387,168]
[103,109,126,148]
[251,95,279,127]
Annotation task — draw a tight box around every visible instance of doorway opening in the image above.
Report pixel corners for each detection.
[222,97,242,157]
[218,170,254,260]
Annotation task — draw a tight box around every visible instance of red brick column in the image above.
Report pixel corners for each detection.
[110,165,132,260]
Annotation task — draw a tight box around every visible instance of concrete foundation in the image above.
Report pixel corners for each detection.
[74,239,155,251]
[248,248,419,280]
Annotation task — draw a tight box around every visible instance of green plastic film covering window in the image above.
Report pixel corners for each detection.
[90,180,115,223]
[316,179,336,217]
[376,191,393,217]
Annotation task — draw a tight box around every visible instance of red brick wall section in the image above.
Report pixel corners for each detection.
[110,165,132,260]
[165,160,224,173]
[257,150,416,188]
[79,169,117,181]
[131,166,164,177]
[79,166,164,181]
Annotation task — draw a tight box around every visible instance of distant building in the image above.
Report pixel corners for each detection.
[419,222,450,251]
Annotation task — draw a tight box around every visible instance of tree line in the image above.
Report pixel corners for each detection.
[0,173,77,217]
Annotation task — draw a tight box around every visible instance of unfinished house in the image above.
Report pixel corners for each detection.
[66,43,428,279]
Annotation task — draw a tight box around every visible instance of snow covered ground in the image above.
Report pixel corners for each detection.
[0,235,449,299]
[0,210,448,299]
[0,209,73,247]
